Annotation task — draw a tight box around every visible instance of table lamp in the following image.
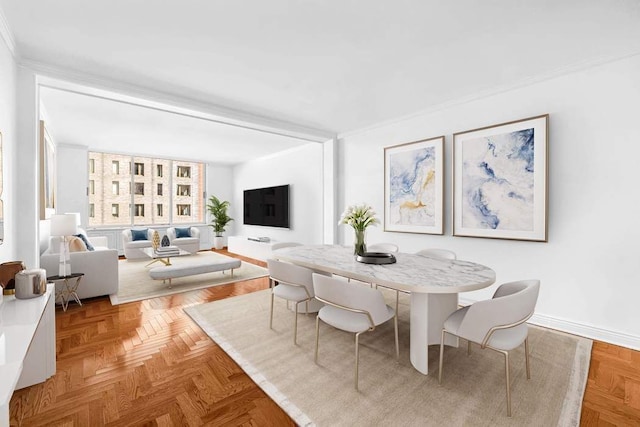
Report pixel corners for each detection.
[50,213,78,277]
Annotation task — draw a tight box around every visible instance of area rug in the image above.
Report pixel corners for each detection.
[185,289,592,426]
[110,251,268,305]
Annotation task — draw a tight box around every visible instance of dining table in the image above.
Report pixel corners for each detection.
[273,244,496,375]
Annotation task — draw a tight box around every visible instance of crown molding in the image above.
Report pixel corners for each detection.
[338,48,640,140]
[20,58,336,144]
[0,3,16,56]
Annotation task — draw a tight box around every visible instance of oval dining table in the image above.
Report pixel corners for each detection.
[273,244,496,375]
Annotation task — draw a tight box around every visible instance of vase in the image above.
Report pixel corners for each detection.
[353,228,366,256]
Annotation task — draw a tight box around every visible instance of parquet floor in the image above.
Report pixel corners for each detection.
[9,249,640,426]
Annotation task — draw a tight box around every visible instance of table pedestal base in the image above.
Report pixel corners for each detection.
[410,293,459,375]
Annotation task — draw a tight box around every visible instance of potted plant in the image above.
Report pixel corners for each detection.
[207,195,234,250]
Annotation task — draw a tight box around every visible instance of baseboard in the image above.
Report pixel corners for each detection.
[458,297,640,351]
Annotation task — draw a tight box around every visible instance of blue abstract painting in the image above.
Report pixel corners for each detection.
[385,137,443,234]
[454,115,548,241]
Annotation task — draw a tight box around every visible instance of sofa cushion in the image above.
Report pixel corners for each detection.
[175,227,191,238]
[127,240,153,249]
[74,233,95,251]
[131,229,149,241]
[68,236,88,252]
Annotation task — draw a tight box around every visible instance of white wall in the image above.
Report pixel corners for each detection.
[338,54,640,349]
[233,143,324,245]
[206,163,234,247]
[0,34,16,261]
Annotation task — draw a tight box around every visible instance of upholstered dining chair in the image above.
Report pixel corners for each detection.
[367,243,399,253]
[267,259,320,345]
[312,273,399,390]
[415,248,457,260]
[438,279,540,417]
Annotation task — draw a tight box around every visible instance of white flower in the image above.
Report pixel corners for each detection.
[339,203,379,231]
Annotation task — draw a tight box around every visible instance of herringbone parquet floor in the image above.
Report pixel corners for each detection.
[8,250,640,426]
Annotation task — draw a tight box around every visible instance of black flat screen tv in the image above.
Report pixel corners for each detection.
[243,185,290,228]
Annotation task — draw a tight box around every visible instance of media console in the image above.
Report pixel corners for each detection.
[227,236,277,262]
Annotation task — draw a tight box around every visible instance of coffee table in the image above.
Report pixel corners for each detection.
[141,247,190,267]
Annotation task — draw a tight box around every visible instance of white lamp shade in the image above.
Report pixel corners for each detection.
[50,214,78,236]
[65,212,82,228]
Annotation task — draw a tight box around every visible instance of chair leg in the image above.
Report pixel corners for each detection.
[502,350,512,417]
[525,337,531,380]
[293,301,300,345]
[394,312,399,360]
[438,329,446,384]
[269,292,275,329]
[314,315,320,363]
[467,340,471,356]
[354,331,363,391]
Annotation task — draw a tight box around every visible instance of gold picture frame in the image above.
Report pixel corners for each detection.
[39,120,56,220]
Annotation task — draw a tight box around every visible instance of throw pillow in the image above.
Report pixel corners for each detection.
[175,227,191,238]
[68,236,88,252]
[131,229,149,241]
[74,233,95,251]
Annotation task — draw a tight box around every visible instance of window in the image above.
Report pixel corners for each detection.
[89,158,95,173]
[177,184,191,196]
[177,166,191,178]
[134,182,144,195]
[89,204,95,218]
[88,152,204,227]
[89,180,95,195]
[112,160,119,175]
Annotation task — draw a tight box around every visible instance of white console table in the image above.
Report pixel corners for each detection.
[0,284,56,426]
[227,236,277,262]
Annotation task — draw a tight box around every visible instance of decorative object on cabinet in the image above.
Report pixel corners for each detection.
[384,136,444,235]
[0,261,26,295]
[453,114,548,242]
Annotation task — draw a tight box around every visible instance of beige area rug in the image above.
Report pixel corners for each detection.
[110,251,268,305]
[185,289,592,426]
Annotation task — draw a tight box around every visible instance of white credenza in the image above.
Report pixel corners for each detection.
[0,284,56,427]
[227,236,277,262]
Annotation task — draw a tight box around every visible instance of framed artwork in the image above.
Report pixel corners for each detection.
[384,136,444,234]
[39,120,56,220]
[453,114,548,241]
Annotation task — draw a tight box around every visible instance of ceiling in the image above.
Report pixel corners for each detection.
[3,1,640,162]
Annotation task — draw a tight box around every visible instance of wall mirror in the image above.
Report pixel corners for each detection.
[0,131,4,244]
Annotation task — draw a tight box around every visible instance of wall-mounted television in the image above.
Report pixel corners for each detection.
[243,185,290,228]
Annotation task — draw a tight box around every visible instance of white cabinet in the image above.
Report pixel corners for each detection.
[227,236,276,261]
[0,285,56,426]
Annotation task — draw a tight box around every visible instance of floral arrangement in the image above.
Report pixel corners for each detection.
[339,203,380,231]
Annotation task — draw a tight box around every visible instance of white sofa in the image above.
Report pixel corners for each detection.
[40,232,119,300]
[122,229,154,260]
[167,227,200,254]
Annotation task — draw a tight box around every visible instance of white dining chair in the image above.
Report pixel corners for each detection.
[438,279,540,417]
[367,243,399,253]
[268,259,320,345]
[312,273,399,390]
[415,248,457,260]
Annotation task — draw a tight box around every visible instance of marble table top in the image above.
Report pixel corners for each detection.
[273,245,496,294]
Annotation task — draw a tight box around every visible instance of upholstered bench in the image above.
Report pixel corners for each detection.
[148,259,242,287]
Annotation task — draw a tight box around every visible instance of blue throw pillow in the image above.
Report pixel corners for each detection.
[74,234,95,251]
[131,229,149,241]
[175,227,191,238]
